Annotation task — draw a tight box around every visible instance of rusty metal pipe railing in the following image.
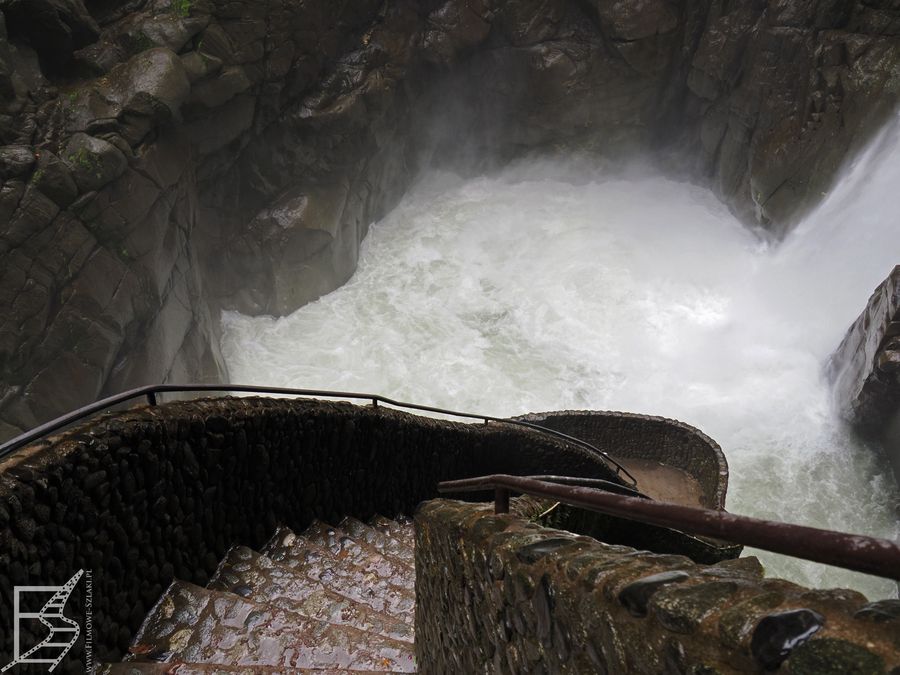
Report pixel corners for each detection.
[0,384,637,485]
[437,474,900,581]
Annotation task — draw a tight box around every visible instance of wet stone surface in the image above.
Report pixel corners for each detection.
[207,544,413,643]
[1,397,615,667]
[371,514,416,548]
[618,570,691,617]
[856,599,900,623]
[718,591,786,650]
[415,499,900,674]
[651,581,740,633]
[262,525,416,623]
[299,520,415,589]
[785,637,886,675]
[129,576,413,671]
[101,664,392,674]
[108,516,417,672]
[340,515,415,566]
[751,609,825,670]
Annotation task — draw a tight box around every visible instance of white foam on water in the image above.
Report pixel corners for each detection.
[222,119,900,599]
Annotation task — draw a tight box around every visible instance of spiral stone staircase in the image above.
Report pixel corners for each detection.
[97,516,418,674]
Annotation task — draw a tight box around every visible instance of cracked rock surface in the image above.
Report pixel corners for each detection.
[2,0,899,439]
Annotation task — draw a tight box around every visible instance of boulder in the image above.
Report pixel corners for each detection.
[0,0,100,66]
[421,0,491,65]
[681,6,900,227]
[593,0,679,42]
[826,266,900,478]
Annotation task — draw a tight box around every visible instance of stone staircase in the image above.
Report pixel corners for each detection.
[99,516,417,673]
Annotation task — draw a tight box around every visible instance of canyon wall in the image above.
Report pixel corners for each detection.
[1,0,899,438]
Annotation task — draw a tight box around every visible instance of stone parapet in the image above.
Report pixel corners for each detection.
[514,410,729,509]
[415,499,900,674]
[827,265,900,478]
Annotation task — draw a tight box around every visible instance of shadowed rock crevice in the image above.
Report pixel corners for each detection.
[2,0,900,439]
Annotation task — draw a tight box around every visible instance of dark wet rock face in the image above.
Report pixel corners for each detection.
[855,598,900,623]
[416,499,899,673]
[2,0,900,438]
[750,608,825,670]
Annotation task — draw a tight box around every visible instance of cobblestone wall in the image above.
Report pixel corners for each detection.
[827,265,900,482]
[415,499,900,674]
[0,396,619,671]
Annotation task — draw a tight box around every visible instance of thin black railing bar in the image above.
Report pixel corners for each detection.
[0,384,637,484]
[437,474,900,582]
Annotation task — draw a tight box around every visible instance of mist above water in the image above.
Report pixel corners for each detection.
[222,118,900,599]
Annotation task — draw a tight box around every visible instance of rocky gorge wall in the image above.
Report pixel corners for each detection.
[416,499,900,674]
[828,265,900,480]
[2,0,900,440]
[0,396,624,670]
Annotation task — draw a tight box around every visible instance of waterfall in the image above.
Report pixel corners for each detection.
[222,117,900,599]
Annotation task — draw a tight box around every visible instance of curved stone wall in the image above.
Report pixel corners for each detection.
[416,499,900,674]
[513,410,738,565]
[0,395,622,670]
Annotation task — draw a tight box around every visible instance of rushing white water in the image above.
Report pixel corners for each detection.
[222,117,900,599]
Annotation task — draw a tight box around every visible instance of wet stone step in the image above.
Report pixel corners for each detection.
[208,545,414,643]
[301,521,415,588]
[368,516,414,549]
[339,517,415,566]
[100,664,392,674]
[262,527,415,623]
[127,581,415,672]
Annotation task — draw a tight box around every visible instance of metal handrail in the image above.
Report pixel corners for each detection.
[0,384,637,485]
[438,474,900,581]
